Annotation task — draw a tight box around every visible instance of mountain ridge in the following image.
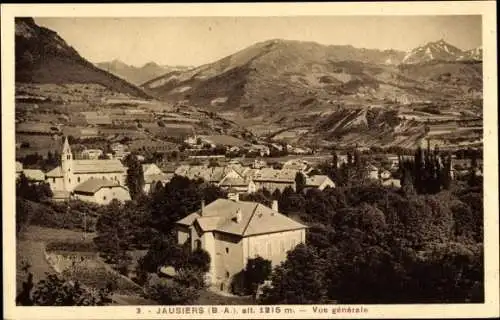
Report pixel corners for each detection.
[15,17,150,99]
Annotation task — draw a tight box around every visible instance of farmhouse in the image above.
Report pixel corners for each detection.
[45,137,128,201]
[175,198,307,292]
[218,174,256,194]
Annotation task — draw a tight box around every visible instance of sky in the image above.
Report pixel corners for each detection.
[35,16,482,68]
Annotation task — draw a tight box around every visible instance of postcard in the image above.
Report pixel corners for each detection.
[2,2,498,319]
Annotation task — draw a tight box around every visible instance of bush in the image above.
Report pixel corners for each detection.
[147,280,200,305]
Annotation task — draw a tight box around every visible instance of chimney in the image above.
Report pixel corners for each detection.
[228,192,239,202]
[234,208,242,223]
[271,200,279,212]
[201,200,205,216]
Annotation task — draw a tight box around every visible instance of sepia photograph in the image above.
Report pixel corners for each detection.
[2,2,498,319]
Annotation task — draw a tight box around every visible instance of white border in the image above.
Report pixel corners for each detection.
[2,2,498,319]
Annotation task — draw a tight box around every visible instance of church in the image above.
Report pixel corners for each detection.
[46,137,130,203]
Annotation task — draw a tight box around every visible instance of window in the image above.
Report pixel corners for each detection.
[226,271,230,278]
[225,247,229,254]
[103,196,107,201]
[53,178,56,183]
[67,155,70,160]
[77,177,81,183]
[68,178,71,183]
[280,240,285,253]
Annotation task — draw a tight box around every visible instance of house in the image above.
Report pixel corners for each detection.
[81,149,103,160]
[175,197,308,292]
[142,163,173,193]
[282,159,310,172]
[367,164,380,180]
[305,175,336,191]
[248,145,270,157]
[23,169,46,183]
[252,168,298,192]
[252,159,267,169]
[72,178,131,205]
[45,137,128,201]
[381,178,402,188]
[16,161,23,179]
[218,174,257,194]
[174,165,242,185]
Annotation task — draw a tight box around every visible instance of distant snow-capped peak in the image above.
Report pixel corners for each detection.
[402,40,465,64]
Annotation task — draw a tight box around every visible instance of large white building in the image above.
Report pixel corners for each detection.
[46,137,129,202]
[175,197,307,292]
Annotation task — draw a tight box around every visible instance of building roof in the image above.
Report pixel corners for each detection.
[306,175,334,187]
[73,178,125,194]
[23,169,45,181]
[219,175,249,187]
[252,168,298,182]
[176,198,307,237]
[175,165,238,183]
[16,161,23,173]
[144,173,172,184]
[46,166,63,177]
[72,159,126,174]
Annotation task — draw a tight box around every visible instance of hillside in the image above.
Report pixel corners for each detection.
[15,18,150,99]
[141,39,482,148]
[95,60,192,86]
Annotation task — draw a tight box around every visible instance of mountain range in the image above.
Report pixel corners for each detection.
[15,18,482,149]
[95,60,193,86]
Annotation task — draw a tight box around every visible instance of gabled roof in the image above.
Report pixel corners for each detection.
[73,178,125,194]
[46,166,63,177]
[174,165,238,183]
[176,199,307,237]
[306,175,334,187]
[252,168,298,182]
[219,175,249,187]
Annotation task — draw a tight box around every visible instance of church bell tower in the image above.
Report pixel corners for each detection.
[61,136,74,191]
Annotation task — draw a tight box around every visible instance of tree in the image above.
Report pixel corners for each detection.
[31,274,112,306]
[124,154,145,200]
[187,249,211,273]
[243,256,272,296]
[295,172,307,194]
[259,244,327,304]
[94,200,134,264]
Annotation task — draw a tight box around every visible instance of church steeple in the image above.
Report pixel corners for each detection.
[61,136,74,191]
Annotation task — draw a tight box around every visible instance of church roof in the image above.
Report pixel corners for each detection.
[73,178,125,194]
[46,166,63,177]
[176,198,307,237]
[73,159,126,174]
